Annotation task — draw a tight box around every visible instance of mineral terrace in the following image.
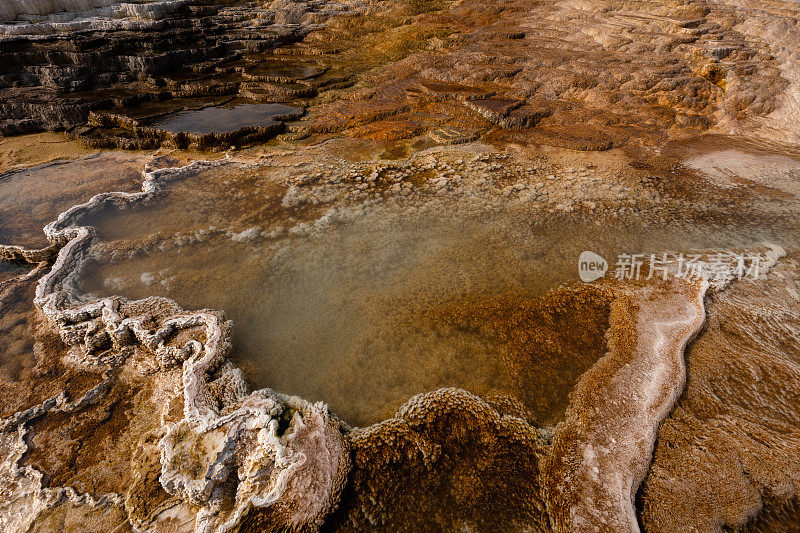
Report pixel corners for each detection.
[1,0,800,531]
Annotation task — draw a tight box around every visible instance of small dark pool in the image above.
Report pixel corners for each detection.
[149,103,302,135]
[245,61,324,81]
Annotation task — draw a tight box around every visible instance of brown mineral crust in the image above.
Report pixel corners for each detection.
[639,255,800,532]
[543,291,639,531]
[737,496,800,533]
[126,428,190,531]
[485,126,615,153]
[22,376,159,497]
[26,501,133,533]
[0,0,338,135]
[323,387,552,532]
[0,133,94,176]
[0,273,104,419]
[0,154,360,532]
[305,0,791,149]
[1,99,799,533]
[82,105,303,152]
[0,268,185,530]
[1,0,798,154]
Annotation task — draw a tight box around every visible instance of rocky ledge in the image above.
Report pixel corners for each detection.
[0,0,351,140]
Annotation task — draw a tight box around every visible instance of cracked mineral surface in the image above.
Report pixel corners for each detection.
[1,0,800,531]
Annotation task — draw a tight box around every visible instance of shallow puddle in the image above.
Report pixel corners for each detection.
[244,61,325,81]
[0,152,147,247]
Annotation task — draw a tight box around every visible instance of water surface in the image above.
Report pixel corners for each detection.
[74,165,799,425]
[150,103,302,135]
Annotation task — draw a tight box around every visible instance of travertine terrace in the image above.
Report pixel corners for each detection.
[1,0,800,532]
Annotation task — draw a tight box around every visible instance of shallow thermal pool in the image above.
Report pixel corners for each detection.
[70,163,798,426]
